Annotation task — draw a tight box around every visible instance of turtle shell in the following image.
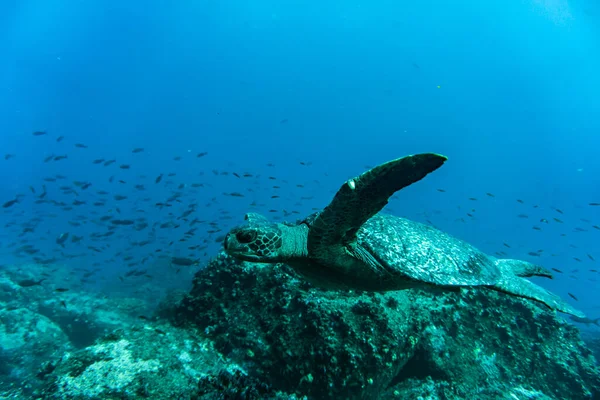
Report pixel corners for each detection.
[356,214,501,286]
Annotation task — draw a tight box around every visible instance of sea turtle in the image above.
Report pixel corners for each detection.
[224,153,584,317]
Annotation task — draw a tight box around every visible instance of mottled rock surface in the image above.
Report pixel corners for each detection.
[37,324,229,399]
[174,252,600,399]
[0,306,72,394]
[35,253,600,399]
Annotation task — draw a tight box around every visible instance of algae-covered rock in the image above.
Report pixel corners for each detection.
[0,306,72,394]
[174,252,600,399]
[35,252,600,399]
[38,321,302,399]
[37,324,237,399]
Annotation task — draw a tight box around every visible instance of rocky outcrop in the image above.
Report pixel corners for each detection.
[37,253,600,399]
[174,252,600,399]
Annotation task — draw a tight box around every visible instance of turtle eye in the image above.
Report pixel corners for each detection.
[236,230,256,244]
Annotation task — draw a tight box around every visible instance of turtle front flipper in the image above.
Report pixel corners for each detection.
[308,153,447,255]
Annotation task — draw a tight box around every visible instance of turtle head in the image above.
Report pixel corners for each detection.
[224,213,287,262]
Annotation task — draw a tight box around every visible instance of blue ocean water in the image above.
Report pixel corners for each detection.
[1,0,599,339]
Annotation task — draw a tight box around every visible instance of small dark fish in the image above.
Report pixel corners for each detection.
[2,198,19,208]
[551,268,563,273]
[567,292,578,301]
[56,233,69,245]
[516,199,524,204]
[60,300,67,308]
[138,315,150,321]
[155,174,163,184]
[468,197,477,201]
[56,136,64,142]
[132,148,144,153]
[32,131,47,136]
[588,254,595,262]
[485,193,495,197]
[589,203,600,206]
[171,257,198,267]
[74,143,88,148]
[55,288,69,292]
[196,152,208,158]
[120,164,130,169]
[16,278,46,287]
[111,219,134,225]
[71,235,83,243]
[279,118,289,124]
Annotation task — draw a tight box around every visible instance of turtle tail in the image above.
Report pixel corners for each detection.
[495,259,553,279]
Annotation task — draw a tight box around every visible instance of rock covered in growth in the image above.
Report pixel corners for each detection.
[175,252,600,399]
[37,323,282,399]
[0,306,72,395]
[0,262,151,350]
[582,331,600,368]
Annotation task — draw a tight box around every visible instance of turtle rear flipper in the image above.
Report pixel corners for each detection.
[495,259,553,279]
[308,153,447,256]
[492,275,585,318]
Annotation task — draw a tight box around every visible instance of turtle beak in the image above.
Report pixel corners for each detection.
[223,233,243,257]
[224,233,238,255]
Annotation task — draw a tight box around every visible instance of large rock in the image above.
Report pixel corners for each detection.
[35,252,600,399]
[36,324,248,399]
[0,306,72,394]
[173,252,600,399]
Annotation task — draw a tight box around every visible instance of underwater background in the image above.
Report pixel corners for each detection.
[1,0,600,399]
